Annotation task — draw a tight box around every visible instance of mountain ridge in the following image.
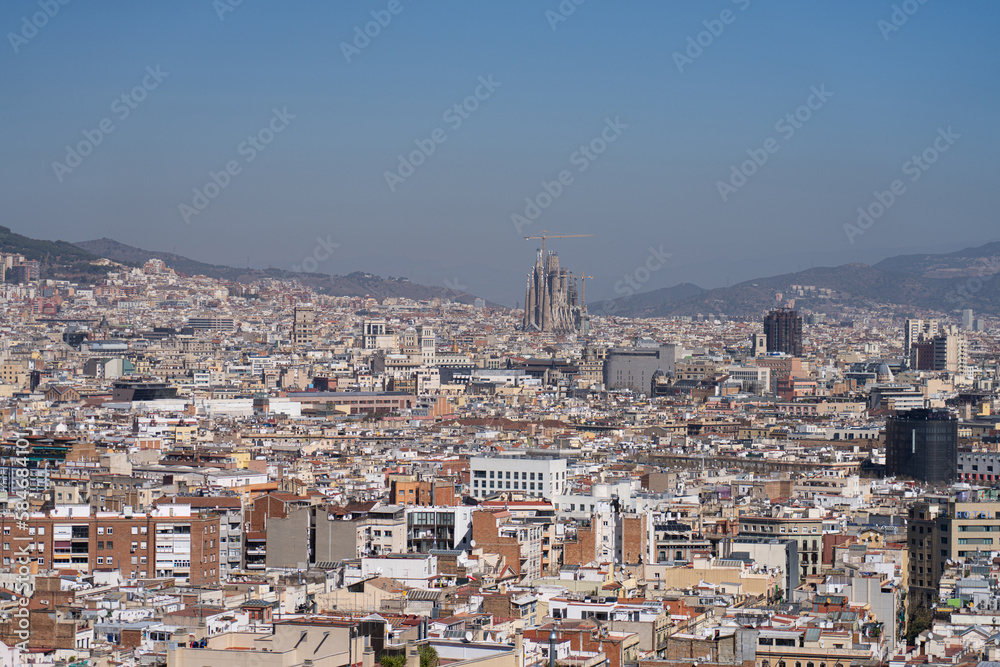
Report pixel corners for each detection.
[593,242,1000,318]
[74,237,493,305]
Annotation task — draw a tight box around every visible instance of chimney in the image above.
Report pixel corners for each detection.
[515,629,524,667]
[406,641,420,667]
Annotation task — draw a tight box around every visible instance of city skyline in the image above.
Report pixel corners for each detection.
[2,1,999,306]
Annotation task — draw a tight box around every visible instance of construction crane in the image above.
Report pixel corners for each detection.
[576,273,594,305]
[523,230,593,257]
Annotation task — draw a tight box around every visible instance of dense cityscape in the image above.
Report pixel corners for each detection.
[5,2,1000,666]
[0,246,998,667]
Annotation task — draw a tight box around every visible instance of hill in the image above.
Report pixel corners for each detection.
[873,241,1000,279]
[590,282,705,317]
[75,238,490,304]
[598,243,1000,318]
[0,225,120,283]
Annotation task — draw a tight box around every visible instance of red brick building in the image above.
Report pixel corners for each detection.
[0,504,221,584]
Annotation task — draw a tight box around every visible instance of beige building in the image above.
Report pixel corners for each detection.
[738,509,824,578]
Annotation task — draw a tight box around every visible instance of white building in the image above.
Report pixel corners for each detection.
[470,456,567,500]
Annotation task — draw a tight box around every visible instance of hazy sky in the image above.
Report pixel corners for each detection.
[3,0,998,305]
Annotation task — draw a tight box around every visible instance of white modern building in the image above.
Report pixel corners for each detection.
[470,456,567,500]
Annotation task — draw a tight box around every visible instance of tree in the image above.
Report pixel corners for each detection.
[419,644,439,667]
[906,603,933,644]
[381,654,406,667]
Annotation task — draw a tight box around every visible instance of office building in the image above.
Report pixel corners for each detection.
[763,308,803,356]
[470,456,567,500]
[186,317,236,332]
[962,309,974,330]
[885,409,958,483]
[603,343,687,394]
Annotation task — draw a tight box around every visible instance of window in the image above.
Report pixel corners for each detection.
[107,527,113,535]
[107,556,112,565]
[141,541,147,549]
[97,527,104,535]
[97,557,104,564]
[97,541,104,550]
[140,556,147,564]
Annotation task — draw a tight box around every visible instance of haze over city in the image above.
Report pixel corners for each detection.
[3,0,999,304]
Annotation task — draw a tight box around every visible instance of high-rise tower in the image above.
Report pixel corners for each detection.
[763,308,802,356]
[292,306,315,346]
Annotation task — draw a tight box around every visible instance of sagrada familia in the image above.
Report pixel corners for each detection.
[523,251,588,333]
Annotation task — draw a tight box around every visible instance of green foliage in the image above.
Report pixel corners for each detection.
[380,654,406,667]
[905,603,932,644]
[419,644,438,667]
[0,225,97,262]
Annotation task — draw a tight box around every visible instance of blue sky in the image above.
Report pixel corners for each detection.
[2,0,998,304]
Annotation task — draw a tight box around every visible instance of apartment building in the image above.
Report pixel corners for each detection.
[0,503,221,584]
[158,495,244,577]
[406,506,474,553]
[472,509,543,582]
[738,509,824,578]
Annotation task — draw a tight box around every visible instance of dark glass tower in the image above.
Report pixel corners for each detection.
[886,409,958,483]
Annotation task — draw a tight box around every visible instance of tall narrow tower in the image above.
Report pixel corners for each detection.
[292,306,315,346]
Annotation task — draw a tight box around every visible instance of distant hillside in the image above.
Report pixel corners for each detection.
[873,241,1000,279]
[590,282,705,317]
[0,225,119,283]
[76,237,493,304]
[598,243,1000,318]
